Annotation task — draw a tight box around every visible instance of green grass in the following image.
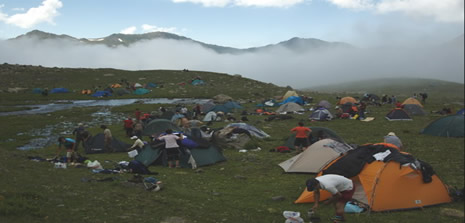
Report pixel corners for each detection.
[0,64,463,223]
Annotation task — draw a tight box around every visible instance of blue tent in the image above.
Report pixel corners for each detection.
[133,88,150,95]
[223,101,242,110]
[457,108,465,115]
[50,88,70,94]
[280,96,304,105]
[91,90,112,97]
[146,83,157,88]
[211,105,232,113]
[191,79,205,86]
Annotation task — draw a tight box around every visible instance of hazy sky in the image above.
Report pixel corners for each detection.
[0,0,463,88]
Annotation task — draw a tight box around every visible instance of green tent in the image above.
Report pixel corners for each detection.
[142,119,181,136]
[421,114,464,137]
[133,88,150,95]
[135,143,226,168]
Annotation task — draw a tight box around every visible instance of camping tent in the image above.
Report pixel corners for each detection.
[456,108,465,115]
[91,90,112,97]
[133,88,150,95]
[420,114,464,137]
[225,123,270,138]
[279,139,353,173]
[276,102,304,113]
[403,104,426,116]
[115,88,130,96]
[309,108,333,121]
[402,97,423,108]
[142,119,181,137]
[84,133,131,154]
[203,111,218,122]
[191,79,205,86]
[213,94,233,103]
[200,101,216,113]
[338,97,357,105]
[317,100,332,109]
[135,143,225,168]
[294,145,452,212]
[50,88,70,94]
[385,108,412,121]
[223,101,243,110]
[283,90,299,100]
[280,96,304,105]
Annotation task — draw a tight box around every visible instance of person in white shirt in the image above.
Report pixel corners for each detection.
[157,129,183,168]
[128,136,144,152]
[306,174,355,222]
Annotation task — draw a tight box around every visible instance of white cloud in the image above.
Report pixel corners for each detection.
[0,0,63,28]
[120,26,137,34]
[142,24,179,34]
[326,0,464,23]
[376,0,464,23]
[325,0,374,10]
[171,0,306,7]
[172,0,231,7]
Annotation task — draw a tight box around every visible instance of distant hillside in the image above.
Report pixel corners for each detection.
[307,78,464,99]
[10,30,353,54]
[0,63,291,100]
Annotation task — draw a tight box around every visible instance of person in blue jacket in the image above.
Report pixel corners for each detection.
[55,136,75,163]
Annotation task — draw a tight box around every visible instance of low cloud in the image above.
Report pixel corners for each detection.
[326,0,464,23]
[0,36,462,88]
[0,0,63,28]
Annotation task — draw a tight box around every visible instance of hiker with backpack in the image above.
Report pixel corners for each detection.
[306,174,355,223]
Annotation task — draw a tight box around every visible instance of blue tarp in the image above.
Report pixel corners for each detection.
[280,96,304,105]
[50,88,70,94]
[457,108,465,115]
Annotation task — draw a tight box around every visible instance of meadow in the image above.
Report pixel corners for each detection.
[0,64,463,223]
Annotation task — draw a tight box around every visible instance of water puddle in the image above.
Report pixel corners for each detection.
[0,98,209,116]
[16,108,128,150]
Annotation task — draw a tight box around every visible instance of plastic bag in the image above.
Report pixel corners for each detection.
[283,211,304,223]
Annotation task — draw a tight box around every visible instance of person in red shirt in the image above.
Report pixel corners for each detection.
[123,117,134,137]
[290,122,311,152]
[135,108,141,121]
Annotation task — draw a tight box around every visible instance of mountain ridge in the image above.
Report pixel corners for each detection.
[10,30,354,54]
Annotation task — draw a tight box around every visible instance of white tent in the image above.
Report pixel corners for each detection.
[279,139,353,173]
[276,102,304,114]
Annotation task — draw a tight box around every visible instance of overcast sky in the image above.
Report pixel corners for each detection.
[0,0,463,88]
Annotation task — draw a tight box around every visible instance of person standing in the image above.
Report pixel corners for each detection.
[72,123,91,155]
[306,174,355,223]
[55,136,76,163]
[158,129,182,168]
[290,122,311,152]
[133,121,143,140]
[383,132,403,150]
[100,125,113,152]
[135,108,141,121]
[123,117,134,137]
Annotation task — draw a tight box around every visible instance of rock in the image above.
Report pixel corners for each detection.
[440,208,464,218]
[271,196,285,201]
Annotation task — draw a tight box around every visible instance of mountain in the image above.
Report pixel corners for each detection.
[10,30,353,54]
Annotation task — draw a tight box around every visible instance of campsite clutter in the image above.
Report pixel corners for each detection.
[21,85,464,222]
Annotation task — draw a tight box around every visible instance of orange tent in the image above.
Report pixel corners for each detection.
[294,153,451,211]
[338,97,357,105]
[401,97,423,108]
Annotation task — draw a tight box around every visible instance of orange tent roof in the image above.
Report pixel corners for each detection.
[401,97,423,108]
[338,97,357,105]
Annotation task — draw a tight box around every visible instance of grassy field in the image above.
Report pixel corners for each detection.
[0,64,463,223]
